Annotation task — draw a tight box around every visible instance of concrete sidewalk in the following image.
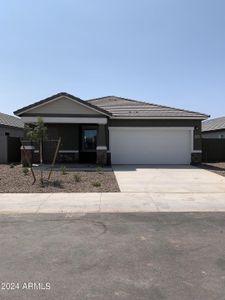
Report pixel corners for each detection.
[1,192,225,213]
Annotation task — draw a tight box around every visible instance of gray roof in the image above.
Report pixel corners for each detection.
[14,92,209,120]
[88,96,209,119]
[0,112,24,128]
[202,117,225,132]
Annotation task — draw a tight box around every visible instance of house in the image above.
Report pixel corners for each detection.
[14,92,208,165]
[202,117,225,139]
[0,112,24,163]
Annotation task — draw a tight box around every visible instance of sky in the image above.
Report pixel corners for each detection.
[0,0,224,118]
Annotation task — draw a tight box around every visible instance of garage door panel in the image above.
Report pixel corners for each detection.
[109,127,191,164]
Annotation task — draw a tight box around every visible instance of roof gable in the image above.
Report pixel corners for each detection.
[14,92,111,117]
[25,96,103,115]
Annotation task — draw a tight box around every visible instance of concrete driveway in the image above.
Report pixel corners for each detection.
[113,165,225,193]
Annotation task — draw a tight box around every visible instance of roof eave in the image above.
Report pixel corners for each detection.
[110,116,209,120]
[202,128,225,133]
[0,123,24,129]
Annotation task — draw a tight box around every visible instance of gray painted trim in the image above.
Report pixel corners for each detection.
[21,116,108,125]
[96,146,107,150]
[108,119,201,126]
[21,113,107,118]
[20,146,35,150]
[111,116,207,120]
[202,128,225,133]
[109,126,194,130]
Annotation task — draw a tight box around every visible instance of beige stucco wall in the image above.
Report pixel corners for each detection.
[27,96,101,115]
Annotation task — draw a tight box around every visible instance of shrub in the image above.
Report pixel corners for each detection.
[96,166,103,173]
[92,181,101,187]
[61,165,67,175]
[53,180,62,188]
[74,174,81,182]
[39,177,45,188]
[22,167,29,176]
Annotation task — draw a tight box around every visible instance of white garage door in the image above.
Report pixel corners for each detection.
[109,127,192,164]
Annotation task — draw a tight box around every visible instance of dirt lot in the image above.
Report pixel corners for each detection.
[0,164,120,193]
[200,162,225,177]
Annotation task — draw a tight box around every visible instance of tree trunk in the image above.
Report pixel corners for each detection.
[40,139,43,164]
[40,139,43,183]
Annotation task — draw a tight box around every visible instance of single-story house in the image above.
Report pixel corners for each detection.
[14,92,209,165]
[0,112,24,163]
[202,117,225,139]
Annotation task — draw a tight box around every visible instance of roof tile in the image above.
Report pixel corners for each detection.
[0,112,24,128]
[202,117,225,132]
[88,96,209,119]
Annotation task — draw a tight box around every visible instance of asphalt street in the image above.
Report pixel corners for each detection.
[0,213,225,300]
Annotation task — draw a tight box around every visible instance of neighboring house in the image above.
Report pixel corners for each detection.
[14,92,208,165]
[202,117,225,139]
[0,112,24,163]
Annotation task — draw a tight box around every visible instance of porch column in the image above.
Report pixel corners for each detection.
[96,124,107,165]
[191,124,202,164]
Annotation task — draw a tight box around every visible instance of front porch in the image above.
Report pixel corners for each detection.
[22,122,110,166]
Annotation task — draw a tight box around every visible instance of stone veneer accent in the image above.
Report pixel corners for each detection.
[33,150,40,164]
[191,152,202,164]
[21,146,34,167]
[96,149,107,165]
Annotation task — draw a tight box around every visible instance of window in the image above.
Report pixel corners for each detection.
[82,129,97,151]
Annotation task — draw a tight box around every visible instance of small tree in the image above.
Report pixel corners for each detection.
[26,117,47,181]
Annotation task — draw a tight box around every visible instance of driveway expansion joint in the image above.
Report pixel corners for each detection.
[98,193,102,212]
[35,194,51,214]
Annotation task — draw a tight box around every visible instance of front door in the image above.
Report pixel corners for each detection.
[79,126,97,163]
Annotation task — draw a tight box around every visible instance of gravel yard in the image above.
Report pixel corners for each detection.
[200,162,225,177]
[0,164,120,193]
